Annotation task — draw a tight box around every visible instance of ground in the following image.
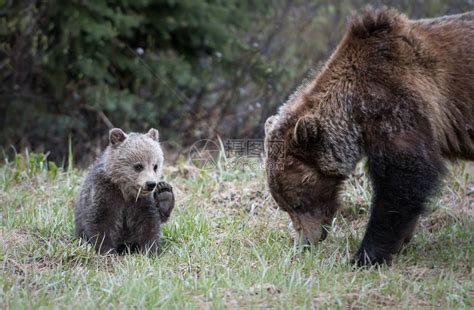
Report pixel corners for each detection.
[0,153,473,308]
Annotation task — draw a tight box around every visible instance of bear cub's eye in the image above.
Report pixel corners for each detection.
[134,164,144,172]
[153,164,158,172]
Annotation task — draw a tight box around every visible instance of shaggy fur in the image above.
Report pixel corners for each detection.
[75,128,175,254]
[264,8,474,266]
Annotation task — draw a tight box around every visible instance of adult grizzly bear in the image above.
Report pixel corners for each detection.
[264,8,474,266]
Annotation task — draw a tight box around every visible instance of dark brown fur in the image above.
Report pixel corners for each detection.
[75,128,175,254]
[264,8,474,266]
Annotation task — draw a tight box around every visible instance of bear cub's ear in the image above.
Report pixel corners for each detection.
[109,128,128,145]
[146,128,160,141]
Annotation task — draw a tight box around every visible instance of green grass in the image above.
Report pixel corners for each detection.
[0,153,473,308]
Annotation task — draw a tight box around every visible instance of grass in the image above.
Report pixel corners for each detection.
[0,152,473,308]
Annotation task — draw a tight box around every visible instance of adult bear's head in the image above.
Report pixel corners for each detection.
[264,75,364,245]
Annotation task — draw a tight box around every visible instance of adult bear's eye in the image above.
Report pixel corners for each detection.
[134,164,144,172]
[153,164,158,172]
[294,203,304,211]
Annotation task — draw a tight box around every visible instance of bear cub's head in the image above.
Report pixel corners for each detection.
[104,128,164,200]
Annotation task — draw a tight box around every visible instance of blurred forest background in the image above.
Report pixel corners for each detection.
[1,0,473,165]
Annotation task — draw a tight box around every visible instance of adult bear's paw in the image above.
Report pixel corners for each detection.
[351,242,393,268]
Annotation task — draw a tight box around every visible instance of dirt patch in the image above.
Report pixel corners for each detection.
[248,283,282,296]
[312,289,435,308]
[0,228,31,249]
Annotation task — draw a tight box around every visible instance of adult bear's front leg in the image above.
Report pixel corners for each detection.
[353,133,446,266]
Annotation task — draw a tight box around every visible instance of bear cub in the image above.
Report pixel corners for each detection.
[75,128,175,254]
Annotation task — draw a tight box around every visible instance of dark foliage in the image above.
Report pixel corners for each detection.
[1,0,472,165]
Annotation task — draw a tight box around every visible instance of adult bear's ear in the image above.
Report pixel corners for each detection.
[293,116,318,147]
[146,128,160,141]
[109,128,127,145]
[264,115,277,135]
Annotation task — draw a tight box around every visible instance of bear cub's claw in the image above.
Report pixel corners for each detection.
[156,181,173,193]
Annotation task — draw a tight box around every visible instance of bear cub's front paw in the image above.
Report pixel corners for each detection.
[154,181,175,222]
